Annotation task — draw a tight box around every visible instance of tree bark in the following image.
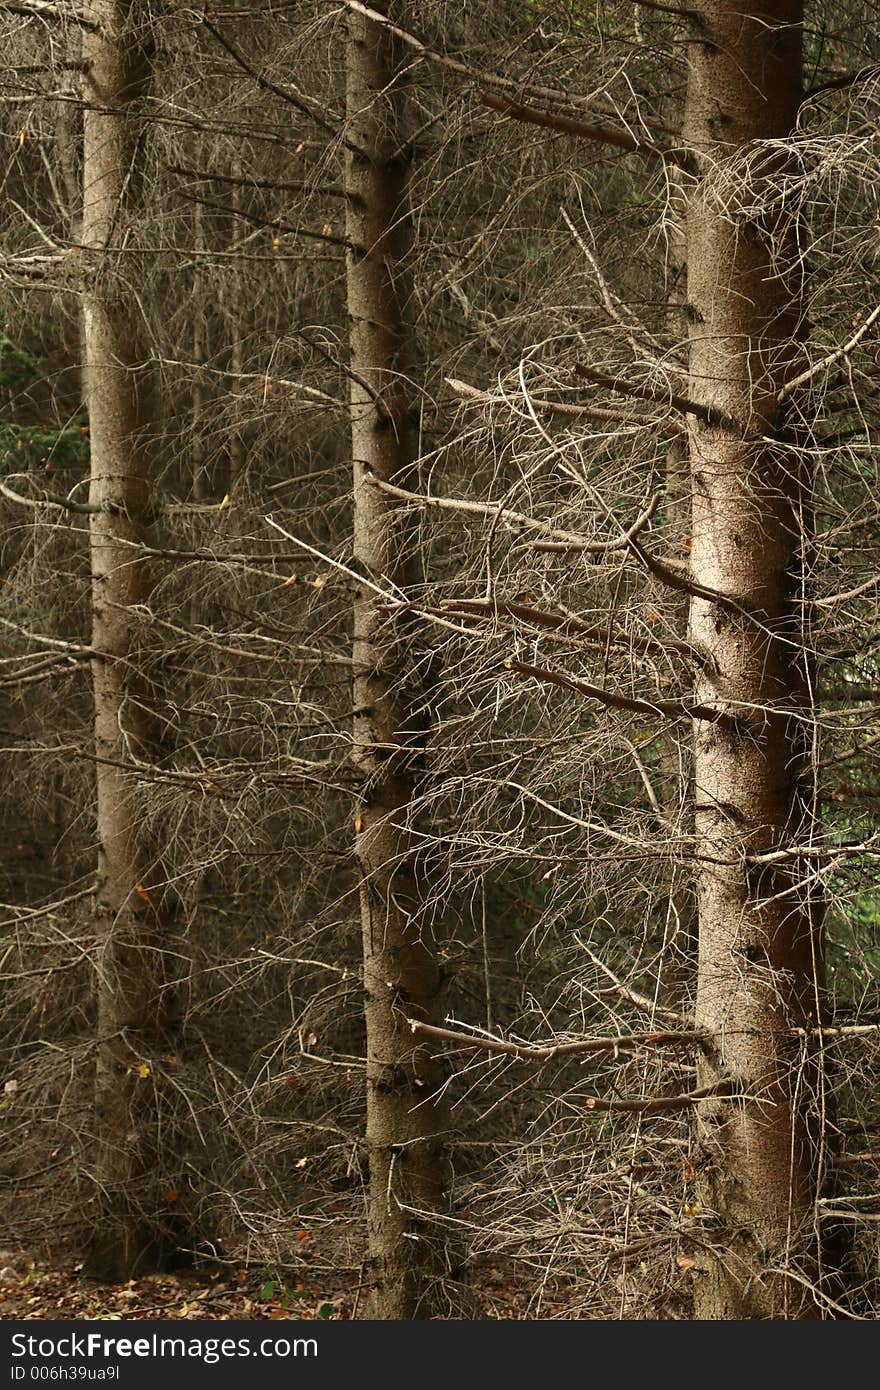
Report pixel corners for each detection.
[81,0,177,1281]
[684,0,825,1317]
[345,3,449,1319]
[660,161,697,1008]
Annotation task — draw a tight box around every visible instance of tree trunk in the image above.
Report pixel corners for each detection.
[345,3,449,1319]
[685,0,825,1317]
[81,0,176,1281]
[660,163,697,1008]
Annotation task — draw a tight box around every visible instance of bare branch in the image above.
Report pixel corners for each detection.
[480,92,681,166]
[167,164,344,199]
[778,302,880,402]
[201,15,339,137]
[572,362,742,433]
[363,468,659,552]
[577,941,689,1023]
[446,375,686,432]
[504,656,742,731]
[0,476,114,516]
[410,1018,707,1060]
[174,191,357,251]
[0,0,99,31]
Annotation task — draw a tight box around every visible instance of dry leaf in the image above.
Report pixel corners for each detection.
[676,1252,696,1271]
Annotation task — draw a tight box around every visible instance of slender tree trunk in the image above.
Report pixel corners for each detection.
[222,163,243,500]
[191,199,209,503]
[81,0,176,1281]
[660,164,697,1007]
[685,0,825,1317]
[345,4,448,1319]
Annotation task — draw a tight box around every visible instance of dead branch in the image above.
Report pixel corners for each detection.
[363,469,659,552]
[410,1018,707,1060]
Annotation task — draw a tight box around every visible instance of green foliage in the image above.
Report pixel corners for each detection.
[0,336,88,475]
[0,336,40,393]
[256,1271,311,1309]
[0,421,89,475]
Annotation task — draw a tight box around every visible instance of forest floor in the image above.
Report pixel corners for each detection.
[0,1253,561,1320]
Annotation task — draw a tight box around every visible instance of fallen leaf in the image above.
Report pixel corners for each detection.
[676,1252,696,1271]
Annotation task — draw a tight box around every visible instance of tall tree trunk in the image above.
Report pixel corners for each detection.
[82,0,175,1281]
[345,4,448,1319]
[190,199,209,503]
[685,0,825,1317]
[660,164,697,1007]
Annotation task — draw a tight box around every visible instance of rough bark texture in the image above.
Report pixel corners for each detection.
[661,163,697,1007]
[82,0,176,1281]
[345,4,448,1319]
[685,0,824,1317]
